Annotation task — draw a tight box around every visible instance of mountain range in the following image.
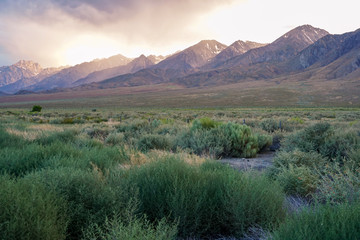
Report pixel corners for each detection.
[0,24,359,105]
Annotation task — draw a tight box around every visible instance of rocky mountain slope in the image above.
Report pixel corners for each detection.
[89,25,332,88]
[0,60,43,87]
[218,25,329,69]
[154,40,227,71]
[27,54,132,91]
[176,27,359,87]
[1,25,359,95]
[0,65,65,93]
[73,54,156,86]
[203,41,267,69]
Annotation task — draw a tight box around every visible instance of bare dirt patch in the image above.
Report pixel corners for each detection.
[220,152,275,171]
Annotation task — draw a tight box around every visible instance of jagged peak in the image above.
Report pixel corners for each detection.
[273,24,329,46]
[137,54,147,59]
[281,25,329,39]
[14,60,41,67]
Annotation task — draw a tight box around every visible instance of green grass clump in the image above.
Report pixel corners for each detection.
[0,127,26,148]
[260,118,280,133]
[268,150,325,197]
[271,202,360,240]
[178,121,270,158]
[83,201,178,240]
[315,163,360,204]
[115,157,285,238]
[84,216,177,240]
[192,117,222,130]
[136,134,172,152]
[0,175,68,240]
[281,122,333,153]
[26,167,124,240]
[276,165,318,197]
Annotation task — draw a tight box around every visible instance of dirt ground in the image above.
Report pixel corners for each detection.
[220,152,275,171]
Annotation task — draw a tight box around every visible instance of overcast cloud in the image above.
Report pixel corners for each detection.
[0,0,359,67]
[0,0,235,66]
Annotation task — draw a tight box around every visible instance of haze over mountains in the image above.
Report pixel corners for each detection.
[0,25,359,96]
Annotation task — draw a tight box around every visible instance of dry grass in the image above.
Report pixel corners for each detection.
[6,124,63,140]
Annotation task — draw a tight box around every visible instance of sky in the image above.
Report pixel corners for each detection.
[0,0,359,67]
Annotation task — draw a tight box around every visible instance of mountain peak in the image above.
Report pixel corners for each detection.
[202,40,267,69]
[155,40,227,70]
[194,40,227,55]
[276,25,329,45]
[13,60,42,74]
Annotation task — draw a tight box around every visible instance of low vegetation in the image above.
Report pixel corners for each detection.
[0,107,359,239]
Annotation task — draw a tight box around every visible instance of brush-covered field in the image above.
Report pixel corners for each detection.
[1,107,360,239]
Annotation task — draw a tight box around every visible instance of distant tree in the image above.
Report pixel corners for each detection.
[31,105,42,112]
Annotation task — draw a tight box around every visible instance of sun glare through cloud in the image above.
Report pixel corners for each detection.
[61,35,122,66]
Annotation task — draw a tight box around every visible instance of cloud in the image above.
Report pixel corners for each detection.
[0,0,236,66]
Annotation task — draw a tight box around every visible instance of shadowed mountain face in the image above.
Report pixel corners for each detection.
[203,41,267,69]
[73,54,156,86]
[218,25,329,69]
[154,40,227,71]
[175,27,360,87]
[290,29,360,75]
[27,54,132,91]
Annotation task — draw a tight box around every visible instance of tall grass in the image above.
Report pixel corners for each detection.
[177,121,271,158]
[271,202,360,240]
[26,167,125,240]
[0,175,68,240]
[112,157,285,238]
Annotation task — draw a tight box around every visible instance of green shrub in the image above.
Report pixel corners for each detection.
[271,202,360,240]
[136,134,172,152]
[268,150,325,197]
[281,123,360,163]
[84,217,177,240]
[276,165,318,197]
[83,201,177,240]
[191,118,221,130]
[105,132,125,145]
[260,119,279,133]
[272,150,326,170]
[319,130,360,162]
[256,133,273,152]
[0,175,67,240]
[84,127,110,140]
[178,122,266,158]
[0,143,49,176]
[281,122,333,153]
[61,117,75,124]
[0,127,27,148]
[315,163,360,204]
[36,129,78,145]
[31,105,42,112]
[114,157,285,238]
[26,168,124,240]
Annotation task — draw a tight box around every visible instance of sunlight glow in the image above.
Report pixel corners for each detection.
[62,35,122,66]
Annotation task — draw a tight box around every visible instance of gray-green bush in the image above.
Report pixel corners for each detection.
[271,202,360,240]
[26,168,125,240]
[0,175,68,240]
[112,157,285,238]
